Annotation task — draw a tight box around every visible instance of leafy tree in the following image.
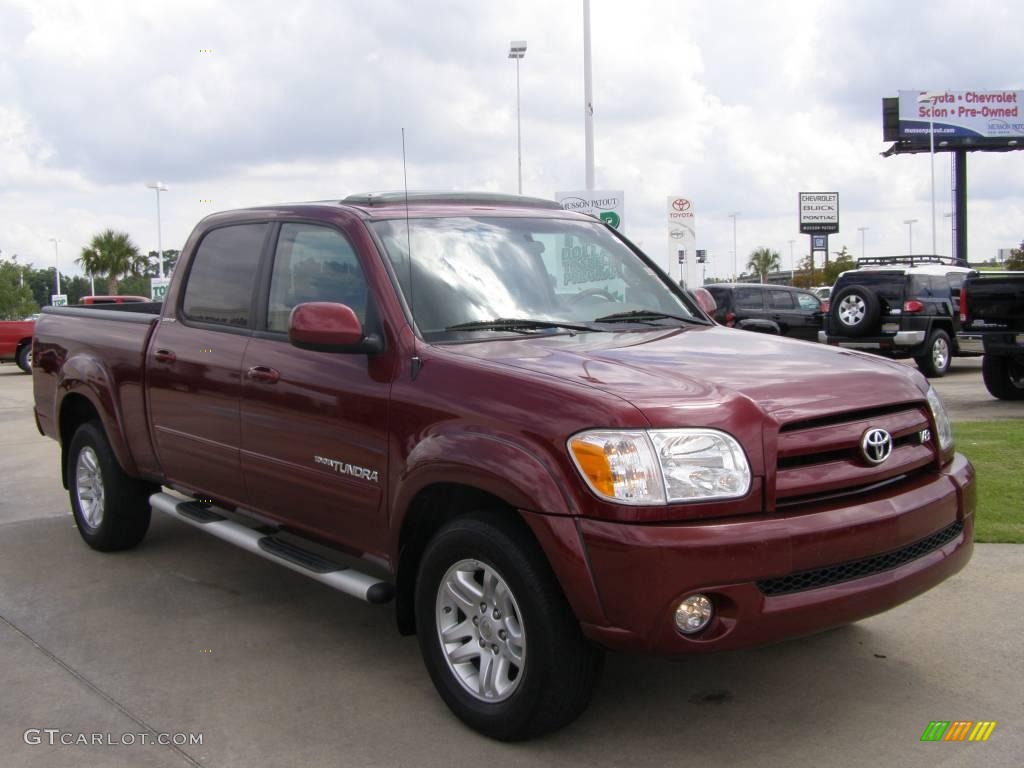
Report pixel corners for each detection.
[792,254,815,288]
[746,247,781,283]
[144,249,180,278]
[1007,240,1024,271]
[77,229,146,295]
[823,247,857,285]
[0,259,38,319]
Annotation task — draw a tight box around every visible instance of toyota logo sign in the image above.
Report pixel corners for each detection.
[861,428,893,465]
[672,199,691,212]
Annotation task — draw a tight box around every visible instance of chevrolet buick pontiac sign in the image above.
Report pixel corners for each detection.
[799,192,839,235]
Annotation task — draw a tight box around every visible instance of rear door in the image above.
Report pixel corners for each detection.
[767,289,804,337]
[147,222,268,504]
[239,220,394,553]
[734,286,765,325]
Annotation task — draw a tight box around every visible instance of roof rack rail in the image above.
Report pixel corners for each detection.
[856,255,962,267]
[342,191,564,210]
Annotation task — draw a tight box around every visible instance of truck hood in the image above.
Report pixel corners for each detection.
[444,325,928,428]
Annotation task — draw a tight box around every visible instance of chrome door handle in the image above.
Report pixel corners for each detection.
[154,349,176,363]
[246,366,280,383]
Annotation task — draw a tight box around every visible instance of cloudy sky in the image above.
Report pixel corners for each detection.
[1,0,1022,283]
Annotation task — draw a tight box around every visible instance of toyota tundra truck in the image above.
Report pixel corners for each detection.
[32,193,975,740]
[960,270,1024,399]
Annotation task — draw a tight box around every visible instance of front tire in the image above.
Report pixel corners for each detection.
[982,354,1024,400]
[16,344,32,374]
[67,421,157,551]
[915,329,952,378]
[415,515,603,741]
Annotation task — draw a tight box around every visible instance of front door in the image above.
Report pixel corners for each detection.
[148,222,268,504]
[239,221,393,555]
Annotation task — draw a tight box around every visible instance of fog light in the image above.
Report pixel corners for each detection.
[675,594,713,634]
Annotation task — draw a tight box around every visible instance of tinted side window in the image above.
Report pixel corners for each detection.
[768,290,795,309]
[266,223,368,332]
[183,224,268,327]
[735,287,763,309]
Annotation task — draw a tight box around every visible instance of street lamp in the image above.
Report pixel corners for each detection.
[787,239,795,283]
[729,212,740,280]
[858,226,869,260]
[904,219,918,256]
[583,0,594,190]
[145,181,168,278]
[943,212,953,256]
[917,91,941,256]
[48,237,61,296]
[508,41,527,195]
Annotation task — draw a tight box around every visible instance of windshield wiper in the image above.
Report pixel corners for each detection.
[592,310,702,325]
[444,318,595,333]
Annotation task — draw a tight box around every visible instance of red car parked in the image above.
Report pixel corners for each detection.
[1,318,35,373]
[32,193,974,739]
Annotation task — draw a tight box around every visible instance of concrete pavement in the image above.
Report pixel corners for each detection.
[1,364,1021,767]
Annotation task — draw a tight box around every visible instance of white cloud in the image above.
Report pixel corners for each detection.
[0,0,1022,278]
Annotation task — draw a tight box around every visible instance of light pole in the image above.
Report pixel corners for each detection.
[788,239,795,283]
[146,181,168,278]
[48,237,61,296]
[508,41,527,195]
[904,219,918,256]
[858,226,869,260]
[729,212,740,281]
[583,0,594,190]
[917,91,940,256]
[943,212,953,256]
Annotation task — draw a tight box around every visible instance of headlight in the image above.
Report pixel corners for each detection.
[925,386,954,453]
[568,428,751,505]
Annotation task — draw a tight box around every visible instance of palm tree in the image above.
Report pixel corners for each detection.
[746,247,781,284]
[78,230,146,295]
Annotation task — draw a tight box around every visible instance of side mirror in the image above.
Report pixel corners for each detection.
[288,302,383,354]
[692,287,718,316]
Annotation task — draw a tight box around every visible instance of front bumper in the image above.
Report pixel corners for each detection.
[577,453,975,654]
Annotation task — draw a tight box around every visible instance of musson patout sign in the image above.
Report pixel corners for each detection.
[555,191,624,230]
[799,192,839,235]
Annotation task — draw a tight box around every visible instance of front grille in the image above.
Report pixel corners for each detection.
[774,404,934,505]
[756,521,964,597]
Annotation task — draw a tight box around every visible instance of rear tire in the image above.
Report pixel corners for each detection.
[415,515,603,741]
[982,354,1024,400]
[16,344,32,374]
[915,329,952,378]
[830,286,880,338]
[67,421,157,551]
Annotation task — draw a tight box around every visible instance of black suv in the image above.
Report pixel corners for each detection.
[819,256,978,377]
[704,283,823,342]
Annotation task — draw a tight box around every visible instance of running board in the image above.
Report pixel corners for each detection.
[149,492,394,604]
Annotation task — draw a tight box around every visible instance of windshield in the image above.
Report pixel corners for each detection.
[371,216,699,339]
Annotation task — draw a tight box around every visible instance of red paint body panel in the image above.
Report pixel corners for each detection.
[31,200,977,657]
[0,319,34,360]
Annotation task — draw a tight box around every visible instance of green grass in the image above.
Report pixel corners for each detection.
[954,421,1024,543]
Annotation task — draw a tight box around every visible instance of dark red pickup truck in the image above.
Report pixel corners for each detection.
[33,193,974,740]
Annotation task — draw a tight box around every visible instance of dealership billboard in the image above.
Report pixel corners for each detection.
[555,190,624,230]
[799,192,839,235]
[897,90,1024,140]
[666,197,698,286]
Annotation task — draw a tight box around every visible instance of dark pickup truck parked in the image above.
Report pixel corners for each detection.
[33,193,974,740]
[961,272,1024,399]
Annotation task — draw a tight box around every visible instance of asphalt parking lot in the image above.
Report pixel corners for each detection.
[1,362,1022,767]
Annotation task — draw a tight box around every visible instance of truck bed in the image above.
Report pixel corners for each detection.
[32,304,163,481]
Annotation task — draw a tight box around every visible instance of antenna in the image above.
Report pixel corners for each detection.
[402,128,414,319]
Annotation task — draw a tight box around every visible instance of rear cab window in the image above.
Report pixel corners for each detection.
[182,223,268,327]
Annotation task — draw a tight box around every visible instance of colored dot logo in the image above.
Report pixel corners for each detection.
[199,49,213,53]
[199,199,213,203]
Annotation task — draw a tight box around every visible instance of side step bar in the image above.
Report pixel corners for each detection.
[150,492,394,604]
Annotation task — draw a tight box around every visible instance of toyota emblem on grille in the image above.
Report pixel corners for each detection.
[861,428,893,465]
